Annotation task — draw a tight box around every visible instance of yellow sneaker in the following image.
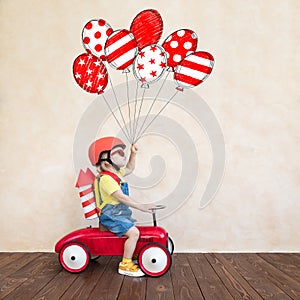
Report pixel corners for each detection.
[118,261,145,277]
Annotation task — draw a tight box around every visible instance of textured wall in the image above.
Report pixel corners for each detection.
[0,0,299,251]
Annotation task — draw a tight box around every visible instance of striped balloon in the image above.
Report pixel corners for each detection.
[174,51,214,91]
[104,29,138,71]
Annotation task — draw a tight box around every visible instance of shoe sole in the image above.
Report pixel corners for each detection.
[118,269,145,277]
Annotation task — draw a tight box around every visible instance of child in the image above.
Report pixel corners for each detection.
[88,137,155,277]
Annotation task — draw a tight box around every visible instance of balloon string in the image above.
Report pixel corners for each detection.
[101,94,131,143]
[132,88,146,142]
[107,74,131,140]
[125,72,133,142]
[134,90,179,143]
[134,71,170,141]
[132,81,139,138]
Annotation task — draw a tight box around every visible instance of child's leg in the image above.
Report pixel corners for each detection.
[123,226,139,259]
[119,226,144,277]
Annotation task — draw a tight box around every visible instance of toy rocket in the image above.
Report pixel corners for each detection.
[75,168,98,219]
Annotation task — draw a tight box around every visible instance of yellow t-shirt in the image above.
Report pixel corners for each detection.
[95,168,126,209]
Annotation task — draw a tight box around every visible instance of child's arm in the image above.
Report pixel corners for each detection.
[111,189,154,212]
[125,144,138,175]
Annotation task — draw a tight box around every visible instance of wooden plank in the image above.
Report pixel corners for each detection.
[59,256,111,300]
[87,256,124,300]
[289,253,300,261]
[2,253,60,300]
[0,253,15,264]
[223,254,292,300]
[88,257,124,300]
[0,272,28,298]
[187,253,233,300]
[146,271,175,300]
[259,253,300,283]
[171,253,205,300]
[117,274,147,300]
[207,254,263,300]
[265,253,300,266]
[0,253,41,280]
[245,253,300,299]
[0,253,55,299]
[0,253,28,269]
[31,270,80,300]
[31,253,107,300]
[0,253,299,300]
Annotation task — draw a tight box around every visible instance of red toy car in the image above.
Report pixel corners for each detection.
[55,205,174,277]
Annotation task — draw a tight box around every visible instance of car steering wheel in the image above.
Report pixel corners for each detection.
[151,205,166,226]
[151,205,166,211]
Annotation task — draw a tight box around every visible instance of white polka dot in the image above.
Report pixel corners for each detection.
[177,30,185,37]
[184,42,192,50]
[173,54,182,62]
[170,41,178,48]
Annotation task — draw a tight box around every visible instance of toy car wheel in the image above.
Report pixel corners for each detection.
[59,242,90,273]
[138,242,172,277]
[167,236,174,255]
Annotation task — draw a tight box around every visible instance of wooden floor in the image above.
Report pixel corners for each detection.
[0,253,299,300]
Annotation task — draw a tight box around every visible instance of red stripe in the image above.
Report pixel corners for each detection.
[79,187,94,197]
[180,60,212,74]
[175,73,203,87]
[105,30,130,47]
[81,198,96,208]
[117,58,135,70]
[194,51,214,61]
[106,40,136,63]
[84,209,98,218]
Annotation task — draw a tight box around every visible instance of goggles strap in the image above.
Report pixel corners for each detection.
[98,151,120,171]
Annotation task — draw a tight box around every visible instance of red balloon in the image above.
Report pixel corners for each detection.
[73,53,108,94]
[162,29,198,70]
[104,29,137,71]
[82,19,113,60]
[133,44,167,88]
[174,51,214,91]
[130,9,163,50]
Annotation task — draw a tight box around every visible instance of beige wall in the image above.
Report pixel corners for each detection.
[0,0,299,252]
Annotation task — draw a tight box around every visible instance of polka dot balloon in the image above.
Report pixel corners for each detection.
[82,19,113,60]
[162,29,198,70]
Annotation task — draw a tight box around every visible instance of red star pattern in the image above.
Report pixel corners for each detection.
[134,45,167,86]
[137,64,144,70]
[150,70,157,77]
[160,62,166,68]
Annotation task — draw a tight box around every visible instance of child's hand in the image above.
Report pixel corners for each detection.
[131,144,138,154]
[137,203,157,213]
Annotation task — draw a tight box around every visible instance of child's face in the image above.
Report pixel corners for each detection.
[110,146,126,167]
